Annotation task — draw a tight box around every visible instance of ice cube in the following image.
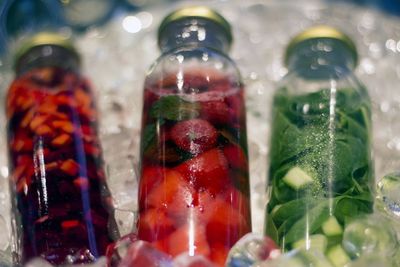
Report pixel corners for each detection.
[253,249,333,267]
[173,253,216,267]
[226,233,280,267]
[24,258,54,267]
[117,240,172,267]
[342,214,398,259]
[114,208,136,236]
[376,172,400,218]
[346,254,393,267]
[0,249,12,267]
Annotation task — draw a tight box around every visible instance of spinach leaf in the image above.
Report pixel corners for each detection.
[272,198,318,226]
[150,95,200,121]
[284,200,330,244]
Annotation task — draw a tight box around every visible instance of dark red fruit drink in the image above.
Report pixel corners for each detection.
[137,7,251,266]
[6,33,117,265]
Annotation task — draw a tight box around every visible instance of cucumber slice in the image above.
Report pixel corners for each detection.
[326,245,351,267]
[282,166,314,190]
[292,234,328,254]
[322,217,343,236]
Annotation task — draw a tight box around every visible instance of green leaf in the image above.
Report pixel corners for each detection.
[141,118,165,154]
[284,200,330,244]
[272,198,318,226]
[265,213,279,244]
[150,95,200,121]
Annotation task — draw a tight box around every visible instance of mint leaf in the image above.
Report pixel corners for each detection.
[141,119,165,154]
[150,95,200,121]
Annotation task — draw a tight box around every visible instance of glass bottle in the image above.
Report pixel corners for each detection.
[265,26,374,265]
[6,33,118,265]
[137,6,251,266]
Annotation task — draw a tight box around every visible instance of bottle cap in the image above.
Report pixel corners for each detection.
[14,32,79,69]
[284,25,358,67]
[158,6,232,48]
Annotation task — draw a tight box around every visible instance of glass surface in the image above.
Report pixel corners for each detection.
[265,39,374,260]
[137,27,251,265]
[6,64,117,265]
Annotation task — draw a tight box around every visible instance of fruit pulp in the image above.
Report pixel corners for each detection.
[6,67,116,264]
[138,70,251,266]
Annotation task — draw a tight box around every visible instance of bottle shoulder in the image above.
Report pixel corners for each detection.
[278,66,368,98]
[145,46,242,88]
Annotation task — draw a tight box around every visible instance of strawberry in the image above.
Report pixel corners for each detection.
[170,119,217,154]
[209,243,230,267]
[223,185,251,221]
[200,101,231,125]
[145,169,194,225]
[166,224,210,257]
[206,198,250,246]
[175,148,230,194]
[138,166,165,210]
[223,144,248,171]
[137,208,175,242]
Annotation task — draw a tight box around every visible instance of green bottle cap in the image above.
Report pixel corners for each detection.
[285,25,358,67]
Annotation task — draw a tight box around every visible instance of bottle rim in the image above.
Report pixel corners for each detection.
[157,6,233,49]
[284,25,358,67]
[14,32,80,70]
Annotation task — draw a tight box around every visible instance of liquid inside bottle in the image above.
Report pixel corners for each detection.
[6,33,117,265]
[265,26,374,265]
[137,7,251,266]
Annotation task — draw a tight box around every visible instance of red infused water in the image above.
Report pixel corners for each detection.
[137,70,251,266]
[7,61,116,263]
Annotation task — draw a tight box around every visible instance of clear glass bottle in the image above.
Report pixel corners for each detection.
[6,33,117,265]
[265,26,374,265]
[137,6,251,266]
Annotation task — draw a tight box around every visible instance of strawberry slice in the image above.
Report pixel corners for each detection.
[175,148,230,194]
[206,198,250,246]
[144,169,194,225]
[200,101,231,125]
[137,208,175,242]
[223,144,248,171]
[138,166,166,210]
[223,185,251,221]
[166,224,210,257]
[170,119,217,154]
[209,243,230,267]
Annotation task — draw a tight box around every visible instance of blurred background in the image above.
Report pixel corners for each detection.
[0,0,400,56]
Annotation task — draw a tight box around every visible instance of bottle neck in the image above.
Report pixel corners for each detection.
[286,39,356,80]
[158,18,230,54]
[15,45,80,76]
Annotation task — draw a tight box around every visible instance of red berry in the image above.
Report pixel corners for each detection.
[209,243,230,266]
[223,144,248,171]
[138,166,166,210]
[206,198,250,246]
[170,119,217,154]
[200,101,231,125]
[166,224,210,257]
[175,148,230,194]
[145,169,194,224]
[137,208,175,242]
[223,185,251,222]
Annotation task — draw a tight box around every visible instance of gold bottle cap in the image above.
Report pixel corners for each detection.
[158,6,232,48]
[14,32,79,68]
[284,25,358,67]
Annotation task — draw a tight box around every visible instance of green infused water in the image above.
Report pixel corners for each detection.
[265,87,374,254]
